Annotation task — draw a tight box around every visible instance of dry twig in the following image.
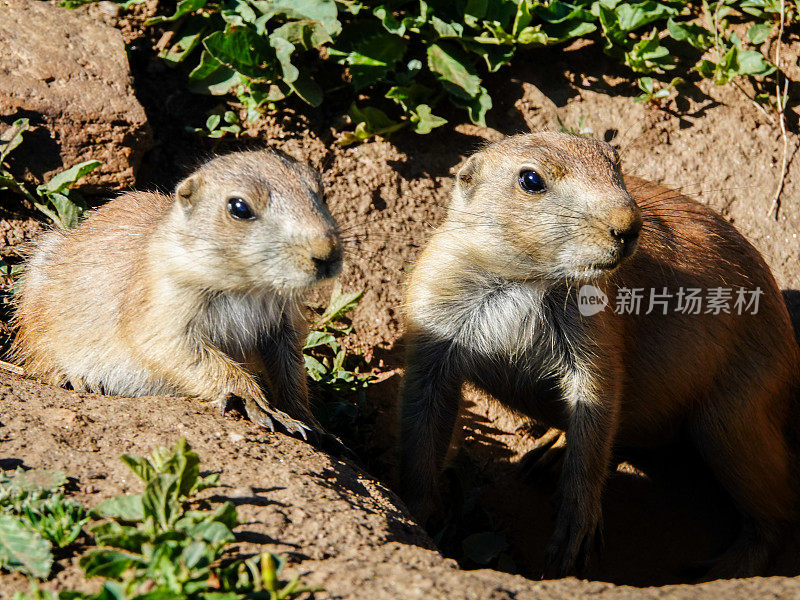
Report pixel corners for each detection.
[767,0,790,220]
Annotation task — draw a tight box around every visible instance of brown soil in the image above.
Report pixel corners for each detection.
[2,4,800,598]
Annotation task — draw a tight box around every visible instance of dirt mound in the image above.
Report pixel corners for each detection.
[4,373,800,599]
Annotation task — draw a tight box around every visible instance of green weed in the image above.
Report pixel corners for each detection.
[0,469,87,579]
[556,114,593,135]
[304,285,374,431]
[634,76,684,104]
[59,0,792,143]
[188,110,244,139]
[2,440,320,600]
[0,119,100,229]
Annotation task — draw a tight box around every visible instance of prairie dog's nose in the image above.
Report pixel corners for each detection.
[309,229,342,279]
[607,201,642,258]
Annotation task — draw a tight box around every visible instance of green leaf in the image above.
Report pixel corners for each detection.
[120,454,157,484]
[21,494,89,548]
[0,514,53,578]
[385,83,434,112]
[92,495,145,522]
[339,104,405,146]
[427,42,481,99]
[469,43,515,72]
[269,35,299,83]
[747,23,772,44]
[37,160,101,195]
[737,49,775,76]
[666,19,713,50]
[271,20,332,49]
[516,25,549,45]
[304,354,330,380]
[0,118,29,162]
[624,28,675,73]
[182,540,214,570]
[715,45,740,84]
[146,0,207,25]
[615,1,678,33]
[186,520,235,545]
[2,468,67,493]
[250,0,341,37]
[316,287,364,327]
[430,15,464,38]
[203,28,277,81]
[533,2,596,43]
[174,451,201,500]
[410,104,447,134]
[160,19,208,66]
[373,5,406,35]
[79,548,143,579]
[331,32,406,90]
[188,51,242,96]
[221,0,258,26]
[287,74,324,106]
[451,86,492,126]
[89,521,149,552]
[464,0,488,27]
[305,330,337,349]
[31,202,61,227]
[41,192,85,229]
[142,474,181,531]
[206,114,221,131]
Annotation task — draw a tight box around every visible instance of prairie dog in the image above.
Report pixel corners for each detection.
[11,150,342,436]
[400,132,800,577]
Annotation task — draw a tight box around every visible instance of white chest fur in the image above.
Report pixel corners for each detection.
[199,291,287,360]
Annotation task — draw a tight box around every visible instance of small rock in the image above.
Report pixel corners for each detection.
[0,0,153,192]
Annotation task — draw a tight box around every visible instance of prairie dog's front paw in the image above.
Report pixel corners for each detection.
[543,502,601,579]
[242,396,312,439]
[213,391,313,440]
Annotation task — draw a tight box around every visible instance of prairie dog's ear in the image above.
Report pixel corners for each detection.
[454,154,482,202]
[456,154,481,186]
[175,174,201,207]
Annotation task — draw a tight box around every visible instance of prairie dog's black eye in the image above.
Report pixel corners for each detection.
[227,197,255,221]
[519,169,546,194]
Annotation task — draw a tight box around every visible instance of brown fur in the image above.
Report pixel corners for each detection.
[11,150,342,437]
[399,133,800,577]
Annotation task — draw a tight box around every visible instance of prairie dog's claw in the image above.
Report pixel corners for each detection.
[214,394,353,457]
[242,396,310,440]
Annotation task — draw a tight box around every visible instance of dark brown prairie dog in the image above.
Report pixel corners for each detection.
[11,150,342,437]
[400,132,800,577]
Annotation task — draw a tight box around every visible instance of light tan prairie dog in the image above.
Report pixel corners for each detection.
[400,132,800,578]
[11,150,342,437]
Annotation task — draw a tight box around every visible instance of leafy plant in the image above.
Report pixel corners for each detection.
[0,258,23,304]
[188,110,244,138]
[0,118,101,229]
[84,439,319,599]
[634,75,684,103]
[556,114,593,135]
[304,285,373,429]
[61,0,788,143]
[0,468,87,579]
[4,440,320,600]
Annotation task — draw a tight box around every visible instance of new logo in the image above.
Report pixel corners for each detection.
[578,285,608,316]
